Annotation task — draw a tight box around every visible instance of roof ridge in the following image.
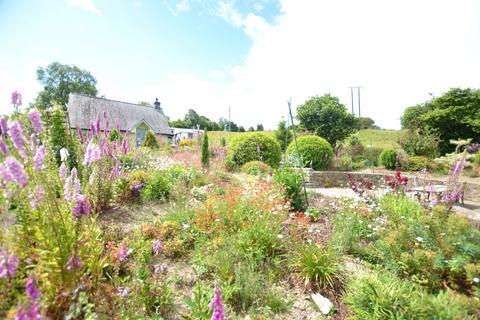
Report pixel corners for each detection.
[70,93,157,110]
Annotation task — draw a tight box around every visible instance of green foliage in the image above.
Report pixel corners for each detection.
[399,155,437,172]
[289,244,343,289]
[35,61,97,110]
[142,130,159,149]
[286,135,333,170]
[142,170,173,202]
[220,137,226,147]
[48,104,79,167]
[345,271,479,320]
[401,104,428,130]
[296,94,357,145]
[226,132,281,169]
[379,149,398,169]
[256,124,264,131]
[401,88,480,154]
[240,161,272,176]
[356,117,379,130]
[274,120,293,151]
[273,168,306,211]
[109,128,120,142]
[398,129,440,158]
[184,282,213,319]
[201,132,209,168]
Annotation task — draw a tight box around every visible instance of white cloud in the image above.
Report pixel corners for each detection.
[176,0,190,13]
[133,1,142,7]
[127,0,480,130]
[65,0,101,15]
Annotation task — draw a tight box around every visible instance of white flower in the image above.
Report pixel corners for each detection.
[277,234,283,239]
[416,237,423,242]
[306,239,312,244]
[473,277,479,283]
[182,223,190,229]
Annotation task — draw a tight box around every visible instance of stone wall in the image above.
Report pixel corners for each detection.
[304,169,480,203]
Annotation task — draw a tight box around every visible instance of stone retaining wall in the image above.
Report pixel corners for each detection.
[304,169,480,203]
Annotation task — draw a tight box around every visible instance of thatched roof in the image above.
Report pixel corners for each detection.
[67,93,171,135]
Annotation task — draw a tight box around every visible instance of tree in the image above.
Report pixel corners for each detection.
[169,119,189,128]
[201,131,209,168]
[35,62,98,110]
[238,126,246,132]
[401,88,480,154]
[49,104,78,167]
[356,117,379,130]
[400,105,428,130]
[274,120,292,151]
[248,127,255,132]
[143,130,159,149]
[296,94,357,145]
[256,124,264,131]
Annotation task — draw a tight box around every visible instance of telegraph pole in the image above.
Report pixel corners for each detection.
[349,86,362,116]
[228,106,231,132]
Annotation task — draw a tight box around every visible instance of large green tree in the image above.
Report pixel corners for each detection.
[274,120,293,151]
[296,94,357,145]
[401,88,480,154]
[35,62,98,110]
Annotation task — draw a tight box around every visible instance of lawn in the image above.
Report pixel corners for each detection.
[356,129,405,150]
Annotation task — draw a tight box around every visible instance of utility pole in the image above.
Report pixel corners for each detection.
[349,87,354,114]
[349,86,362,116]
[357,87,362,117]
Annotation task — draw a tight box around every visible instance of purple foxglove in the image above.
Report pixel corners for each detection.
[5,157,28,187]
[28,109,43,134]
[33,145,46,171]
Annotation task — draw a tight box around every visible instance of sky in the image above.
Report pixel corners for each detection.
[1,0,480,129]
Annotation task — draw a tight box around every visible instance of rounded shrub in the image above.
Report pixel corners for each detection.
[286,135,333,170]
[227,132,281,169]
[240,161,272,176]
[379,149,398,170]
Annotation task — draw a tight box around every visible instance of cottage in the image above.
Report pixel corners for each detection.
[67,93,172,146]
[171,127,204,144]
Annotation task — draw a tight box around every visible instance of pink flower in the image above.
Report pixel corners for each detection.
[0,252,19,278]
[28,109,43,134]
[209,286,224,320]
[29,187,45,209]
[33,145,46,170]
[8,121,27,158]
[0,140,7,156]
[95,114,101,135]
[152,240,164,255]
[77,128,84,143]
[0,117,8,137]
[59,162,67,180]
[5,157,28,187]
[26,276,41,301]
[71,194,90,220]
[83,142,101,166]
[118,243,128,261]
[117,286,130,297]
[0,164,12,187]
[67,255,81,271]
[11,91,22,107]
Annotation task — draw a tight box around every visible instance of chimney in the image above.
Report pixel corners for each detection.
[153,98,163,114]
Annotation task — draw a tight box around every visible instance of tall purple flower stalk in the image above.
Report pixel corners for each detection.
[209,287,224,320]
[118,243,128,262]
[16,276,42,320]
[64,168,80,202]
[59,162,67,180]
[83,142,101,166]
[71,194,90,220]
[0,117,8,137]
[0,139,8,155]
[28,109,43,134]
[67,255,81,271]
[33,145,46,171]
[152,240,164,255]
[8,121,27,159]
[5,157,28,187]
[0,252,19,278]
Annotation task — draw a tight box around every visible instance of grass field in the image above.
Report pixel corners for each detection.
[208,129,403,150]
[356,129,405,149]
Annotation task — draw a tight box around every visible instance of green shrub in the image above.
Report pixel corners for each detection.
[226,132,281,169]
[142,170,172,201]
[345,271,479,320]
[109,128,120,141]
[399,155,437,172]
[220,137,226,147]
[201,132,209,168]
[286,135,333,170]
[398,129,440,158]
[143,130,159,149]
[379,149,397,169]
[290,244,342,289]
[273,168,306,211]
[240,161,272,176]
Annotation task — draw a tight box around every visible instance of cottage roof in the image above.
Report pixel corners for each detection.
[67,93,171,135]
